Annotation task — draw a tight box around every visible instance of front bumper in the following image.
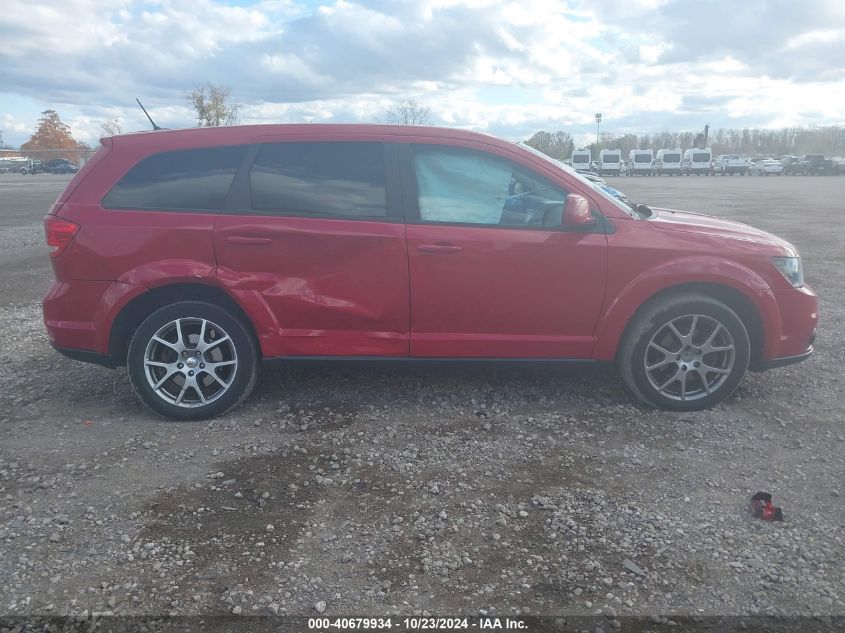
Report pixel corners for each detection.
[750,284,818,371]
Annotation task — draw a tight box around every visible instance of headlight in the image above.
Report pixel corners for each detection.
[773,256,804,287]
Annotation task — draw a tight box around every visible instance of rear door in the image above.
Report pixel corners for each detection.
[400,142,608,358]
[213,137,410,358]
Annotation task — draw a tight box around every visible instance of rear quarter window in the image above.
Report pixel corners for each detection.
[102,145,247,211]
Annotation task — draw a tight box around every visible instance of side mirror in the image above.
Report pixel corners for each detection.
[563,194,595,227]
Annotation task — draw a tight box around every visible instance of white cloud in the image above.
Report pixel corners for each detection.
[786,29,843,49]
[1,0,844,147]
[2,114,30,135]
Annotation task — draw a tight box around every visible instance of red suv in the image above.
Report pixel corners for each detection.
[43,125,818,420]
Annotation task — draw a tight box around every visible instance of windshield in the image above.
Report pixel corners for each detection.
[516,142,638,218]
[634,155,652,163]
[723,155,740,160]
[603,154,620,163]
[693,153,710,163]
[662,154,680,162]
[572,154,589,163]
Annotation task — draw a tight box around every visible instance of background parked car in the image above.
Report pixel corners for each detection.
[714,155,749,175]
[45,158,79,174]
[794,154,836,175]
[748,158,783,176]
[52,162,79,174]
[781,155,804,174]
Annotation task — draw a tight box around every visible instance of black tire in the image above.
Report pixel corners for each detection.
[618,293,750,411]
[127,301,258,420]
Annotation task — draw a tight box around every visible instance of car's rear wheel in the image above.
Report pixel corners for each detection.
[618,294,750,411]
[127,301,258,420]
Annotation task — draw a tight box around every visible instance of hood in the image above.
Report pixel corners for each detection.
[649,207,795,252]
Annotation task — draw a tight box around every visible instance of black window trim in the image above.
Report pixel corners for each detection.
[398,142,609,234]
[101,140,404,223]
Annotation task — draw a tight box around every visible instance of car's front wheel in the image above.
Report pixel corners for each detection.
[618,294,750,411]
[127,301,258,420]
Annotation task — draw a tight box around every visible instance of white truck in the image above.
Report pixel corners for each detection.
[654,149,682,175]
[598,149,622,176]
[682,148,713,176]
[627,149,653,176]
[570,149,591,172]
[714,154,749,175]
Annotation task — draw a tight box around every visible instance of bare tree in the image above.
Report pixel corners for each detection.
[187,83,240,127]
[534,125,845,157]
[384,100,431,125]
[100,118,122,137]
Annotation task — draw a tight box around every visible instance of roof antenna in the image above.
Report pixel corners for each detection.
[136,98,162,131]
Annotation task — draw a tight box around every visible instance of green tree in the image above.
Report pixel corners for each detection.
[524,131,574,160]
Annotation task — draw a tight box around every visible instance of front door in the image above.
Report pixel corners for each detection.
[402,143,608,358]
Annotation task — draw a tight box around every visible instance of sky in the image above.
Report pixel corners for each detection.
[1,0,844,148]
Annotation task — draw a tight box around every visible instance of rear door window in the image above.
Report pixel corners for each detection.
[103,145,247,211]
[249,142,387,218]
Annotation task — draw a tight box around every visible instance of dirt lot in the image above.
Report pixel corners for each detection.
[0,173,843,623]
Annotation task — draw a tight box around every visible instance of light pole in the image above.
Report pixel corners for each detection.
[595,113,602,146]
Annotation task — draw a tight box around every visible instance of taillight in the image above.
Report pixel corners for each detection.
[44,215,80,257]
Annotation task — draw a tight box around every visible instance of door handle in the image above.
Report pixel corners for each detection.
[225,236,271,245]
[417,243,462,254]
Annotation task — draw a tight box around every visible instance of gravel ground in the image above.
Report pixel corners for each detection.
[0,173,843,623]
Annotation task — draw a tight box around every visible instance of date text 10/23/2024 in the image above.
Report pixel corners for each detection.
[307,617,528,631]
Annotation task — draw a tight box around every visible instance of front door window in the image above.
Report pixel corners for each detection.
[411,146,568,228]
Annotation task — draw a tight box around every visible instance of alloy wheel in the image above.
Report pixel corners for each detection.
[643,314,735,401]
[143,318,238,408]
